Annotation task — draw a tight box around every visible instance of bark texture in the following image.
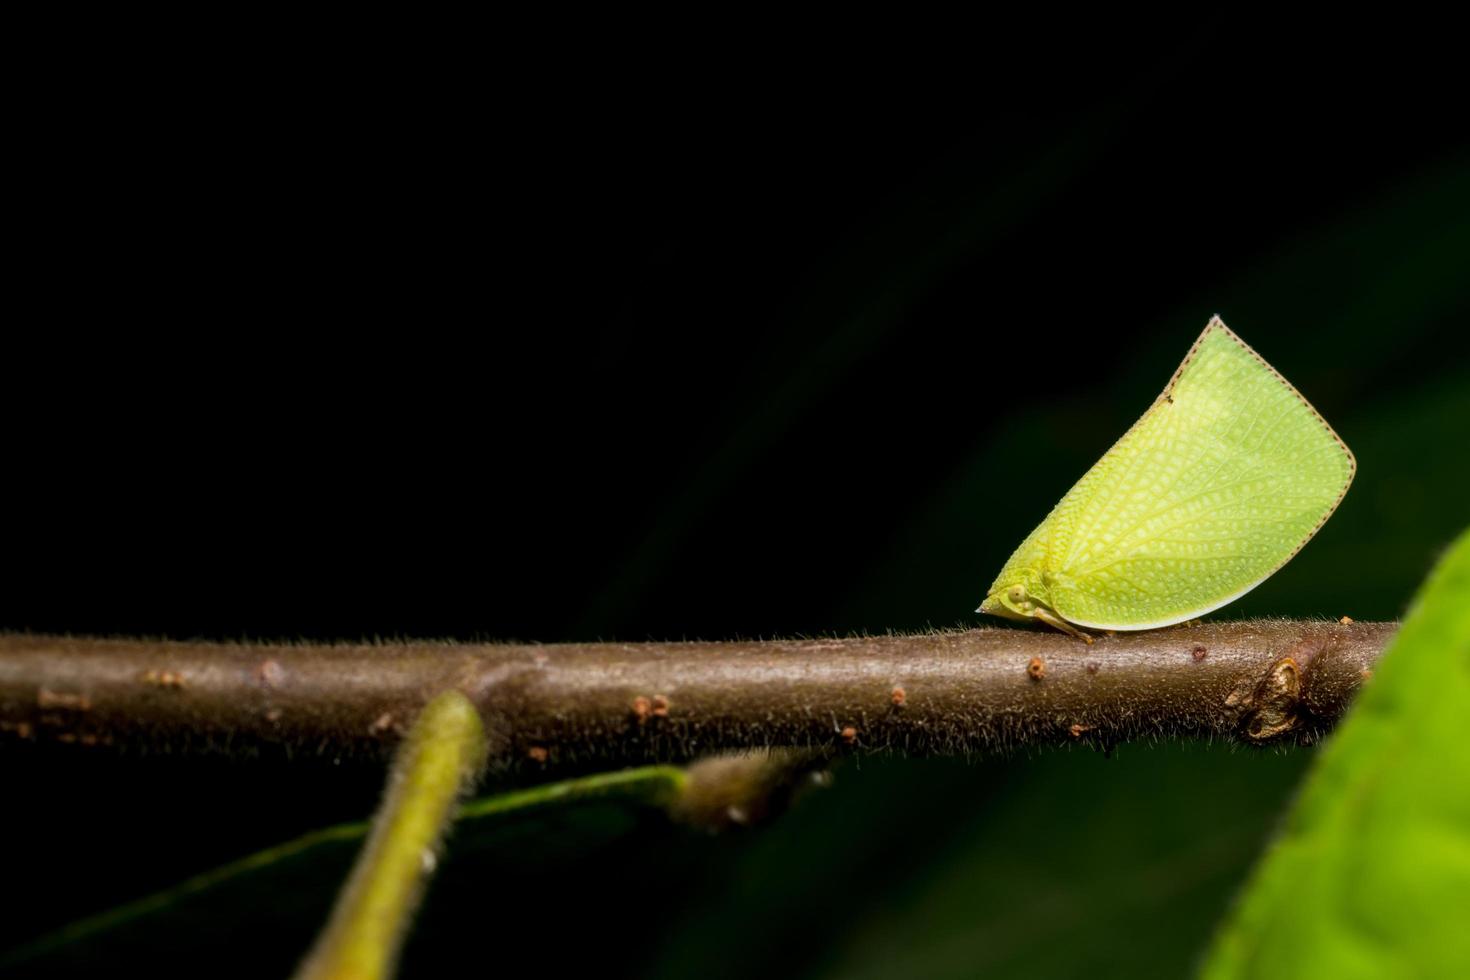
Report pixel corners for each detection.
[0,621,1395,771]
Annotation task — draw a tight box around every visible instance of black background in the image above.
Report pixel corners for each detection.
[4,17,1469,978]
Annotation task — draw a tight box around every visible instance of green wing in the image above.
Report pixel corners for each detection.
[1025,318,1354,629]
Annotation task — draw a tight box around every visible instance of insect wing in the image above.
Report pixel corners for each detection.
[1044,319,1354,629]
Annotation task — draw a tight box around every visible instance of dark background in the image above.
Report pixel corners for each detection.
[4,19,1468,977]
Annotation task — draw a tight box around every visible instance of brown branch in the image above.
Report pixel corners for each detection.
[0,621,1395,771]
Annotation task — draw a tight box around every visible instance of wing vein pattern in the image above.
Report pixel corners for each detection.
[987,318,1354,630]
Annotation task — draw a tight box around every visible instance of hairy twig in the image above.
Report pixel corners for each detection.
[0,621,1394,770]
[296,690,486,980]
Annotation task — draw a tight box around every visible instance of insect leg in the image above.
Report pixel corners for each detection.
[1032,606,1095,644]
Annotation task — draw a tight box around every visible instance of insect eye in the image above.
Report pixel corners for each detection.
[1008,585,1025,602]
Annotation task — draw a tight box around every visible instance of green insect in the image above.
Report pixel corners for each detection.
[978,317,1354,642]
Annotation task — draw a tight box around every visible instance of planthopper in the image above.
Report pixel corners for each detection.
[978,316,1354,643]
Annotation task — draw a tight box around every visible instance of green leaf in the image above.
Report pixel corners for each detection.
[1202,526,1470,978]
[655,747,1310,980]
[0,766,685,975]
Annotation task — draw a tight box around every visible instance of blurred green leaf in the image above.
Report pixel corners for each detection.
[0,767,685,976]
[645,747,1310,980]
[1202,526,1470,978]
